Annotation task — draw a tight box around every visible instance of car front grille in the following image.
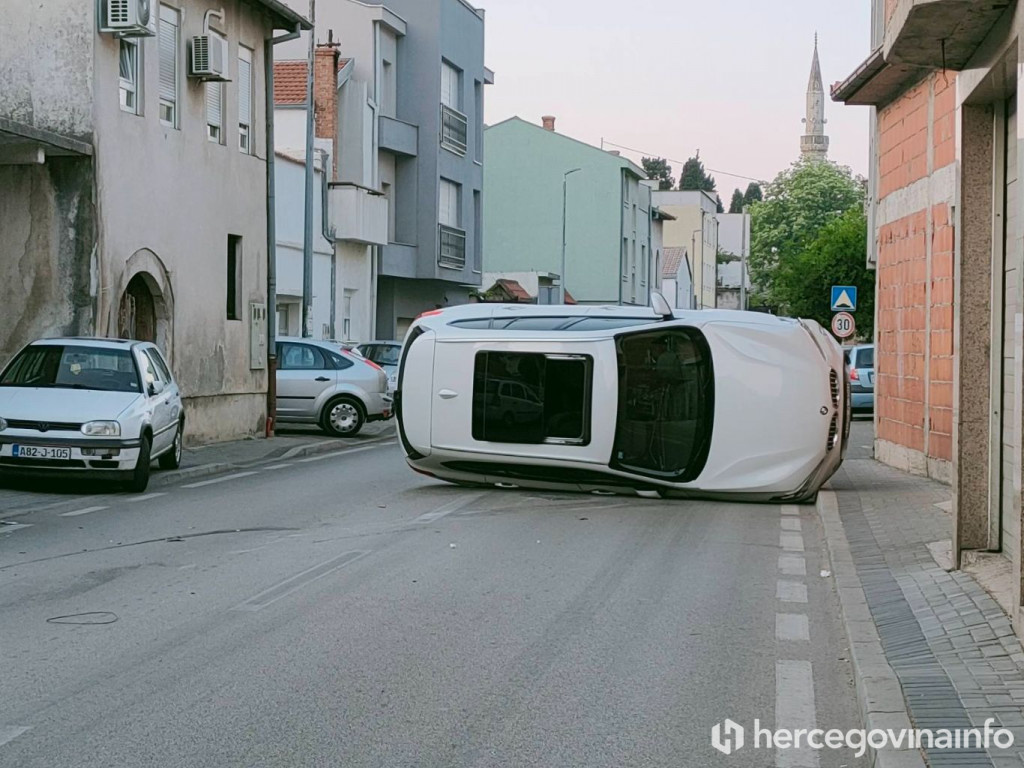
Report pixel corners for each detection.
[6,419,82,432]
[829,369,839,410]
[827,414,838,452]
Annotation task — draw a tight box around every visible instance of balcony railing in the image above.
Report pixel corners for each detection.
[440,103,468,156]
[438,224,466,270]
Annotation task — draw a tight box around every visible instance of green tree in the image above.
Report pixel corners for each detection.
[715,194,724,214]
[748,159,868,320]
[678,156,716,193]
[641,157,675,190]
[728,189,744,213]
[742,182,763,207]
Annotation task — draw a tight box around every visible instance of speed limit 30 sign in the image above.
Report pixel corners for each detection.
[831,311,856,339]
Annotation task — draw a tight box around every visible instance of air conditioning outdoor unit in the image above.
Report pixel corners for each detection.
[100,0,156,36]
[190,34,229,80]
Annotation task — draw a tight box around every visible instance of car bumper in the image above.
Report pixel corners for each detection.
[365,393,394,422]
[851,391,874,411]
[0,435,142,472]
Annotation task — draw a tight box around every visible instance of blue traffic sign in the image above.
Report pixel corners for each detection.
[831,285,857,312]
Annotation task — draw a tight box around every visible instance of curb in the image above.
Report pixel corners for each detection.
[817,488,928,768]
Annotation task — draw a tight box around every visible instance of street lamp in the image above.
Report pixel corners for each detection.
[560,167,582,304]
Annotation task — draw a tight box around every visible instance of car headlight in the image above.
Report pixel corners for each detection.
[0,417,6,432]
[81,421,121,437]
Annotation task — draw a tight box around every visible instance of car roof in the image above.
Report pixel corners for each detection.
[32,337,140,349]
[357,340,401,346]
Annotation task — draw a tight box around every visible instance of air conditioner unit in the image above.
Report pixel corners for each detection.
[100,0,156,36]
[190,33,229,80]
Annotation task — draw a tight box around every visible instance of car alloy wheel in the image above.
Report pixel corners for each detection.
[159,423,183,470]
[321,396,365,437]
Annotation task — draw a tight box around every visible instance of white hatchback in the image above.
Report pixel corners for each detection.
[0,338,184,493]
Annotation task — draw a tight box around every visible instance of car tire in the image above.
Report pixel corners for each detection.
[126,436,152,493]
[320,396,365,437]
[158,421,183,470]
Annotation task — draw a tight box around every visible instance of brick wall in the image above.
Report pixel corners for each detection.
[313,45,339,175]
[874,70,956,477]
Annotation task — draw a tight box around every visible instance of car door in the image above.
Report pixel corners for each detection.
[138,348,176,455]
[276,342,337,420]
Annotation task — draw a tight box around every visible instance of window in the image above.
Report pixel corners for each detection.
[381,59,396,118]
[207,79,224,143]
[441,60,461,109]
[854,346,874,369]
[140,350,168,391]
[148,347,173,382]
[438,179,465,269]
[439,179,461,227]
[278,343,327,370]
[158,6,179,126]
[227,235,242,320]
[472,352,592,445]
[474,80,483,161]
[1,345,140,393]
[440,60,467,154]
[343,291,353,339]
[611,328,714,481]
[119,38,140,114]
[238,46,253,153]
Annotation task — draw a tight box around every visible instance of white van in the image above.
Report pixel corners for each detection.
[395,299,849,503]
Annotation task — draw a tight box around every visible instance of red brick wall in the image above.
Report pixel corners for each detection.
[875,71,956,467]
[313,46,339,175]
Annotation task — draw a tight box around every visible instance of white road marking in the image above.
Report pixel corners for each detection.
[781,504,801,516]
[778,555,807,576]
[414,492,487,524]
[776,660,820,767]
[263,463,293,471]
[232,550,370,611]
[124,493,167,503]
[0,523,31,534]
[182,471,258,489]
[776,580,809,603]
[780,532,805,552]
[0,726,31,748]
[59,506,108,518]
[776,613,810,642]
[781,518,802,532]
[296,445,380,463]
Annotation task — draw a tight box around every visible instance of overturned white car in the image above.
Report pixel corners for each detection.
[395,297,849,503]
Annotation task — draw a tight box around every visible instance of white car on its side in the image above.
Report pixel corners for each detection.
[0,338,184,493]
[395,296,850,503]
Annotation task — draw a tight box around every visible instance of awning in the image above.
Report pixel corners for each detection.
[0,117,93,165]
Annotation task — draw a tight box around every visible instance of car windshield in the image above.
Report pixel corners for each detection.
[359,344,401,366]
[0,345,141,393]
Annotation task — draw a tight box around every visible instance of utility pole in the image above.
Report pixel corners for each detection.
[301,0,316,338]
[560,168,581,304]
[740,205,749,311]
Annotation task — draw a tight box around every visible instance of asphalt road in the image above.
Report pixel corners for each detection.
[0,425,874,767]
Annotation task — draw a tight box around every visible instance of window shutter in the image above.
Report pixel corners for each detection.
[158,9,177,105]
[207,82,222,128]
[238,55,252,126]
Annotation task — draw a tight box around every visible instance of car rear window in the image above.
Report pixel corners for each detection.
[856,346,874,368]
[0,345,141,393]
[472,351,591,445]
[359,344,401,366]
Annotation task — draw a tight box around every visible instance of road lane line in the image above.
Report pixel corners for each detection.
[776,613,810,642]
[776,580,809,603]
[0,726,31,748]
[296,445,381,463]
[780,517,802,532]
[776,660,819,767]
[263,463,293,471]
[778,554,807,577]
[781,504,801,516]
[182,471,258,489]
[780,532,805,552]
[0,523,31,534]
[414,492,487,524]
[59,506,108,518]
[232,550,370,611]
[124,493,167,503]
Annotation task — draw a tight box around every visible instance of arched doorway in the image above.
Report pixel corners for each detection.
[118,274,157,342]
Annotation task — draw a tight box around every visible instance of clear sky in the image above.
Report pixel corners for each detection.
[481,0,872,193]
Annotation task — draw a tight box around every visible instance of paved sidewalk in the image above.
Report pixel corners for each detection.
[0,421,396,517]
[824,455,1024,767]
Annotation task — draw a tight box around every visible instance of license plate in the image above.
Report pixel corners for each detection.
[12,445,72,461]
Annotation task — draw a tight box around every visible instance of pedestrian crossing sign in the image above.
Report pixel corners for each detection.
[831,285,857,312]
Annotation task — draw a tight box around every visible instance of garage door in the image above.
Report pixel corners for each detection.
[1001,93,1019,560]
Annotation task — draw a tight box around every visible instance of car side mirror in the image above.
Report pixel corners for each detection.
[149,380,165,397]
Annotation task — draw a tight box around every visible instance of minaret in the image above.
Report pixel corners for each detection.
[801,34,829,162]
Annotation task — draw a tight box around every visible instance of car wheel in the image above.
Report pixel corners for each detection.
[158,421,183,470]
[321,396,365,437]
[126,435,152,493]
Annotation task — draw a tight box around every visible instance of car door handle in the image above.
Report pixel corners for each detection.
[439,389,458,399]
[315,376,331,382]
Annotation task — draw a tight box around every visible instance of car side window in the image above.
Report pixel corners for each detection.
[280,343,326,370]
[148,348,174,383]
[328,351,354,370]
[139,351,163,391]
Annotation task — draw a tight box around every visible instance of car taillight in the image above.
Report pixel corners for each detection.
[849,368,859,381]
[363,358,384,372]
[417,309,444,319]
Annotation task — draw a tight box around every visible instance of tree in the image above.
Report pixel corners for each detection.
[678,156,716,193]
[715,194,724,214]
[748,159,868,320]
[728,189,745,213]
[742,182,763,207]
[642,157,675,190]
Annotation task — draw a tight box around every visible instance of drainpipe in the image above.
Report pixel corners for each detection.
[266,23,303,436]
[301,0,317,339]
[317,149,338,338]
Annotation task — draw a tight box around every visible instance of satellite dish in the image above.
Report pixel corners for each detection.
[650,290,673,321]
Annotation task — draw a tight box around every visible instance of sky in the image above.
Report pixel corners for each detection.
[481,0,872,194]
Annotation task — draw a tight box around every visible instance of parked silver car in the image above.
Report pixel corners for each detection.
[275,338,392,437]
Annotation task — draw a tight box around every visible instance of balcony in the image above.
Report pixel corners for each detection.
[329,183,389,246]
[438,224,466,270]
[440,104,468,156]
[883,0,1010,69]
[379,116,418,157]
